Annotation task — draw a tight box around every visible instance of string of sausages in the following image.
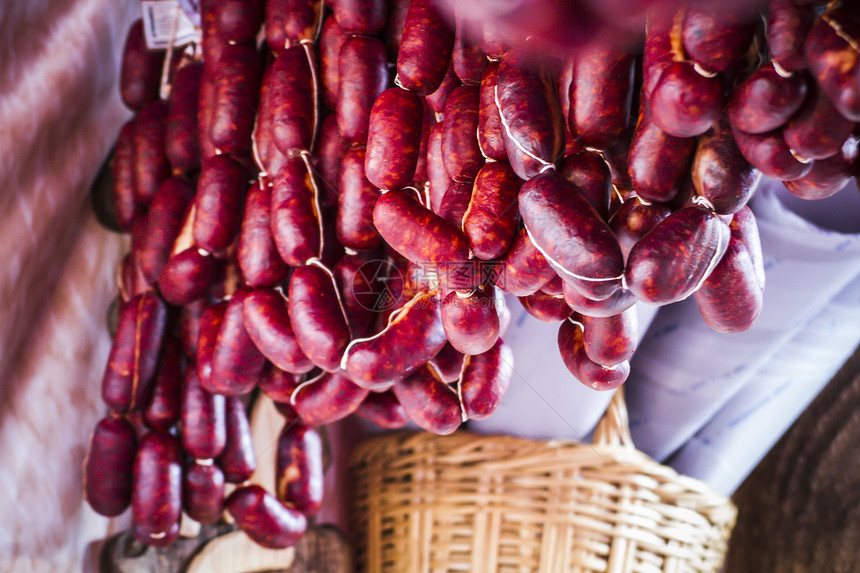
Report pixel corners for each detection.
[84,0,859,550]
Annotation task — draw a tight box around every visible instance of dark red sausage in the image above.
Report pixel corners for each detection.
[365,87,424,190]
[84,415,137,517]
[217,396,257,483]
[287,263,352,372]
[139,177,195,284]
[557,319,629,391]
[292,370,369,426]
[120,19,163,111]
[209,289,267,396]
[166,61,203,173]
[463,162,522,260]
[242,287,315,374]
[133,101,171,207]
[102,293,168,414]
[131,431,182,535]
[183,460,225,524]
[210,42,261,155]
[458,337,513,421]
[337,36,389,144]
[693,205,765,333]
[392,364,462,435]
[226,484,307,548]
[396,0,455,96]
[238,180,290,288]
[143,334,183,431]
[625,204,730,305]
[337,146,382,251]
[276,422,325,515]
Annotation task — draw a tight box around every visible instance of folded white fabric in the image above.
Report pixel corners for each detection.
[670,269,860,495]
[626,178,860,479]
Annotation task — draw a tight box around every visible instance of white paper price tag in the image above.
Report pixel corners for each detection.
[140,0,199,50]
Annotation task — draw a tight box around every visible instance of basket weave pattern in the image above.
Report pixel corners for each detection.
[349,392,736,572]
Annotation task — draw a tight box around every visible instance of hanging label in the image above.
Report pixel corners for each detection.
[176,0,201,28]
[140,1,199,50]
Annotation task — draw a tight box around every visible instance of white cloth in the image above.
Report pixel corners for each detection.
[626,179,860,482]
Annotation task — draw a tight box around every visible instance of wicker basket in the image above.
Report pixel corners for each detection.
[348,389,736,572]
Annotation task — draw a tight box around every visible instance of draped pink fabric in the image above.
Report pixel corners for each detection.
[0,0,137,569]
